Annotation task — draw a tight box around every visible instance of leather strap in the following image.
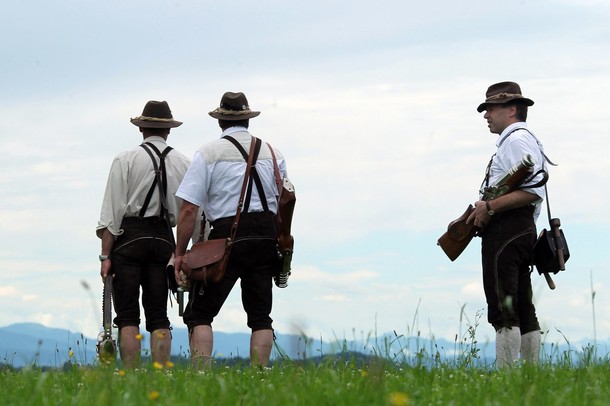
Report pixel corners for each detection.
[267,142,282,195]
[499,127,557,226]
[224,136,267,212]
[228,136,258,243]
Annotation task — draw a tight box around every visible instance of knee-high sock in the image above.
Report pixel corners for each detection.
[520,330,541,364]
[496,326,521,368]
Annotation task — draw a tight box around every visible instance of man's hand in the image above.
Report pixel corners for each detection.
[466,200,492,229]
[466,190,538,230]
[174,255,190,288]
[100,259,112,279]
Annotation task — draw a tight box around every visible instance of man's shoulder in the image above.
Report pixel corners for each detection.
[166,146,191,160]
[199,137,228,154]
[500,125,539,147]
[113,143,190,167]
[199,136,246,164]
[510,129,539,145]
[113,145,141,161]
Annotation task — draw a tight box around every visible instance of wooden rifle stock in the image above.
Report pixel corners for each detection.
[438,154,536,261]
[437,205,476,261]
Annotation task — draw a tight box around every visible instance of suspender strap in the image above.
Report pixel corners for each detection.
[229,136,258,242]
[499,127,557,166]
[139,142,173,219]
[223,135,268,212]
[483,127,554,190]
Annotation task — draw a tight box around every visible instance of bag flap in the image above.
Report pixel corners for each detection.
[533,228,570,274]
[185,238,229,269]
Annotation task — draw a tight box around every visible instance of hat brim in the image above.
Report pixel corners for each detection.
[477,97,534,113]
[130,118,183,128]
[208,110,260,120]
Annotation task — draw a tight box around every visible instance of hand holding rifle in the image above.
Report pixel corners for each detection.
[437,153,556,289]
[437,154,536,261]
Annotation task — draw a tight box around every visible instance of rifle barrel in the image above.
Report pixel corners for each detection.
[482,154,536,200]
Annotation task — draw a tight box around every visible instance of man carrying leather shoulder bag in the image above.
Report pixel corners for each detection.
[173,92,289,368]
[466,82,547,368]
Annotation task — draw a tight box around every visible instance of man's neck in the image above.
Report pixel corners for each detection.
[143,134,168,142]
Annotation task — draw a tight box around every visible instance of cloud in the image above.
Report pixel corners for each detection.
[0,286,21,298]
[1,0,610,348]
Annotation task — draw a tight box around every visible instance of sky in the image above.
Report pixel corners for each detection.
[1,0,610,353]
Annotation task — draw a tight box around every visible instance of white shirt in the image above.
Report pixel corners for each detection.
[97,136,191,238]
[176,128,288,222]
[485,122,546,221]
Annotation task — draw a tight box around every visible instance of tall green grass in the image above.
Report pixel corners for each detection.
[2,280,605,405]
[2,322,610,406]
[2,355,610,405]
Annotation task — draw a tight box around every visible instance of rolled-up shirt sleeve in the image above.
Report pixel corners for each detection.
[96,157,128,239]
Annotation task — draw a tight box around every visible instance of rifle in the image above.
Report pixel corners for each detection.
[437,154,536,261]
[96,275,117,363]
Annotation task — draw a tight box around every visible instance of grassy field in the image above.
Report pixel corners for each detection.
[2,349,610,406]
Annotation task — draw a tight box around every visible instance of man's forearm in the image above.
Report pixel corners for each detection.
[487,189,539,214]
[100,228,115,255]
[175,201,199,256]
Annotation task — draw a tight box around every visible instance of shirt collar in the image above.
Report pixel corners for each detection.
[142,135,168,145]
[497,122,527,147]
[221,126,249,138]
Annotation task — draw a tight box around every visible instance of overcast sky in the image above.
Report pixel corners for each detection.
[1,0,609,353]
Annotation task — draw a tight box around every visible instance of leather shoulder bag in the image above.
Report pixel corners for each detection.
[182,136,258,284]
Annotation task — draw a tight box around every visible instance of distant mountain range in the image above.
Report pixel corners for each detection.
[0,323,605,368]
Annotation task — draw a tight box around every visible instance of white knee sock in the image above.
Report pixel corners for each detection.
[520,330,541,364]
[496,326,521,368]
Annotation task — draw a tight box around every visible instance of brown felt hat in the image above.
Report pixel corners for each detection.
[130,100,183,128]
[477,81,534,113]
[208,92,260,120]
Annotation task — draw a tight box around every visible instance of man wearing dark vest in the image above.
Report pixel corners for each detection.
[173,92,288,368]
[96,101,190,368]
[467,82,547,368]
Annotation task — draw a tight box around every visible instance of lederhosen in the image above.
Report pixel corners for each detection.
[111,143,174,332]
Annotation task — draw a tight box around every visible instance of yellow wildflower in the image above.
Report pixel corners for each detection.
[135,334,143,340]
[165,361,175,368]
[68,350,74,358]
[153,361,163,370]
[389,391,410,406]
[148,391,160,401]
[360,369,368,377]
[118,370,126,377]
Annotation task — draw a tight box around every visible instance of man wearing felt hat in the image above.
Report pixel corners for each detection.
[97,100,191,368]
[466,82,547,368]
[173,91,289,368]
